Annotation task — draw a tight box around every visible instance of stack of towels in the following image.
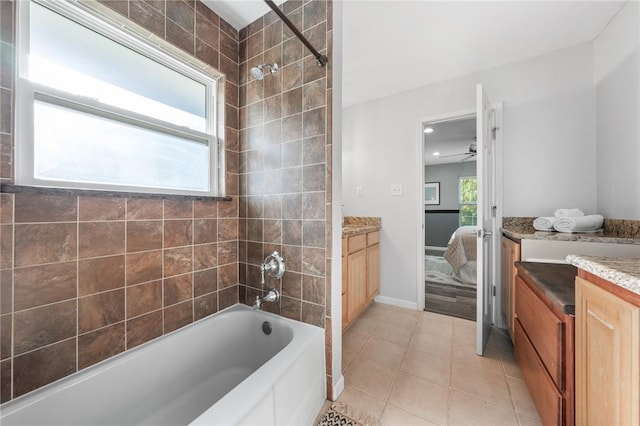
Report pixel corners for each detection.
[533,209,604,233]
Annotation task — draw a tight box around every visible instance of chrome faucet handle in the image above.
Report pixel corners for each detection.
[261,251,285,280]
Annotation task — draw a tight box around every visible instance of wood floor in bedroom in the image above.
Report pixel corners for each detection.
[425,280,476,321]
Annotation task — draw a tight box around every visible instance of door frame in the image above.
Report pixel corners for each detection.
[416,106,504,325]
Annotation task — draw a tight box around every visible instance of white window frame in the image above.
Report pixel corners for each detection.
[15,0,224,197]
[458,175,478,226]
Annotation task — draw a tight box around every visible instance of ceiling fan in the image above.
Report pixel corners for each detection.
[440,142,477,161]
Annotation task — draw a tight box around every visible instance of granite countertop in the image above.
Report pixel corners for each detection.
[502,217,640,245]
[342,216,381,237]
[567,255,640,295]
[516,262,578,315]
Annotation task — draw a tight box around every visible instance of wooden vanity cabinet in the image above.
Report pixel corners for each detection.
[342,230,380,331]
[575,273,640,426]
[501,236,521,338]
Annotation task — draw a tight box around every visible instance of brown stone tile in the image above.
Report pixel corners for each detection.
[303,135,325,165]
[194,200,217,218]
[127,280,162,318]
[14,262,77,310]
[283,6,303,37]
[282,62,303,93]
[282,220,302,245]
[164,246,192,277]
[282,140,302,168]
[77,255,124,296]
[226,104,239,130]
[282,244,302,273]
[126,250,163,285]
[218,263,238,289]
[302,163,325,192]
[218,218,239,241]
[220,54,239,86]
[303,220,325,248]
[219,17,238,42]
[303,53,327,84]
[282,194,302,220]
[246,218,262,242]
[262,195,281,219]
[166,18,194,53]
[302,301,324,327]
[196,11,219,48]
[303,78,326,112]
[226,83,239,110]
[194,242,217,270]
[0,88,10,134]
[142,0,165,14]
[97,0,129,16]
[78,289,125,334]
[164,199,193,219]
[164,300,193,333]
[166,0,194,33]
[264,145,281,171]
[14,223,76,267]
[282,271,302,299]
[14,194,76,223]
[196,2,220,30]
[14,300,76,355]
[0,225,12,269]
[264,95,282,123]
[218,285,238,309]
[246,241,263,265]
[78,323,125,369]
[13,338,76,398]
[195,38,219,68]
[164,219,193,248]
[0,314,10,360]
[194,267,217,296]
[79,222,125,259]
[126,310,163,349]
[263,220,282,244]
[303,21,326,54]
[220,30,238,63]
[282,112,302,142]
[281,296,301,321]
[303,274,325,305]
[130,0,165,37]
[282,167,302,194]
[282,87,303,117]
[245,30,263,60]
[127,220,163,252]
[0,270,11,314]
[303,247,325,276]
[194,292,218,321]
[302,107,325,139]
[164,273,192,306]
[193,219,216,244]
[264,71,283,100]
[217,241,238,266]
[264,20,283,50]
[1,359,10,403]
[78,196,125,221]
[0,194,13,224]
[127,199,163,220]
[302,192,325,220]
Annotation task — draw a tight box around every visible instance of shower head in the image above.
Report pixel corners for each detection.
[250,63,278,80]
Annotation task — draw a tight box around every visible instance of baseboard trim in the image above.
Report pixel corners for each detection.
[331,375,345,401]
[374,295,418,310]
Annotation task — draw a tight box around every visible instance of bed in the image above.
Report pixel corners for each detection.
[425,226,477,286]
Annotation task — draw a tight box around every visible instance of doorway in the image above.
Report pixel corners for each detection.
[422,116,478,321]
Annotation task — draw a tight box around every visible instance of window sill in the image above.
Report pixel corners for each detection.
[0,184,232,202]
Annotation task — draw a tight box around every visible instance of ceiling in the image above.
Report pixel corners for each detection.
[204,1,625,107]
[424,117,477,166]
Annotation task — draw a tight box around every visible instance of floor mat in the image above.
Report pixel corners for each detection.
[315,402,381,426]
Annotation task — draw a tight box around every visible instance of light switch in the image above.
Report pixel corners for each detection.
[356,185,364,197]
[391,184,403,196]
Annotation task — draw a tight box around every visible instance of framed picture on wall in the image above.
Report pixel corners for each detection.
[424,182,440,205]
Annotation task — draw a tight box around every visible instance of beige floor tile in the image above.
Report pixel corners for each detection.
[506,377,540,419]
[421,310,455,325]
[337,385,387,419]
[409,330,452,358]
[371,321,414,347]
[516,411,543,426]
[343,329,370,354]
[415,315,454,339]
[448,389,519,426]
[359,337,407,369]
[342,348,358,372]
[488,329,514,354]
[388,372,448,426]
[450,357,513,408]
[384,310,419,330]
[359,303,390,321]
[400,348,451,387]
[452,320,476,351]
[349,317,380,335]
[500,350,523,380]
[380,403,438,426]
[452,343,503,375]
[386,304,421,315]
[344,358,398,400]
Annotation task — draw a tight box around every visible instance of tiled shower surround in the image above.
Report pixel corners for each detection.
[0,0,333,404]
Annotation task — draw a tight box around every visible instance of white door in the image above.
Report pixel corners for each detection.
[476,84,496,355]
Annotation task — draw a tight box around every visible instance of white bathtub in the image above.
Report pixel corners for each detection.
[0,304,326,425]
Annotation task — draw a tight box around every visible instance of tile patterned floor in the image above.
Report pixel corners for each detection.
[340,302,542,426]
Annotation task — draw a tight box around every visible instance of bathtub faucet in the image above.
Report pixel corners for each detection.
[253,289,280,310]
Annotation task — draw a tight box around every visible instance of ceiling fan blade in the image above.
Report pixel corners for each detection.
[459,154,475,162]
[440,152,468,158]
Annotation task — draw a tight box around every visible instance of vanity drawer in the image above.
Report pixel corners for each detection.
[348,234,366,253]
[515,275,564,389]
[367,231,380,246]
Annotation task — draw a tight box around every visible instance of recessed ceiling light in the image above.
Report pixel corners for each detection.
[432,152,440,156]
[424,127,434,134]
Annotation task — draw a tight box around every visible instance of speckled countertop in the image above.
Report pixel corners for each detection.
[502,217,640,245]
[567,255,640,295]
[342,216,381,237]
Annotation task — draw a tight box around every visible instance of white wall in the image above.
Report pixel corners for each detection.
[342,43,596,304]
[425,162,477,211]
[595,1,640,219]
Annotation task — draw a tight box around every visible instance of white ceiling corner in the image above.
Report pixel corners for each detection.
[202,0,286,31]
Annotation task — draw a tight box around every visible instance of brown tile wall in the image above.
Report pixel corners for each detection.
[0,0,241,402]
[236,0,334,398]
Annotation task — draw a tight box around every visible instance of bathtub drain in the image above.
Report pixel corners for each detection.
[262,321,272,335]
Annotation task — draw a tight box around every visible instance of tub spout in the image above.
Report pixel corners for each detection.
[253,289,280,310]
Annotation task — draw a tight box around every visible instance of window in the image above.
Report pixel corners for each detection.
[16,1,222,196]
[459,176,477,226]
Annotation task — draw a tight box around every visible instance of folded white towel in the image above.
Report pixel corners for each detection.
[554,208,584,218]
[533,217,557,231]
[553,215,604,233]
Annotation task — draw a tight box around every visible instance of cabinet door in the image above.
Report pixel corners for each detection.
[347,249,367,323]
[576,276,640,426]
[501,236,520,338]
[342,252,348,330]
[366,243,380,301]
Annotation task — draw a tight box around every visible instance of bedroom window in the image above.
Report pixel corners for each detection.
[459,176,477,226]
[16,0,222,196]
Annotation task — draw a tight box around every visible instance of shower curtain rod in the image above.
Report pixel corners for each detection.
[263,0,328,67]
